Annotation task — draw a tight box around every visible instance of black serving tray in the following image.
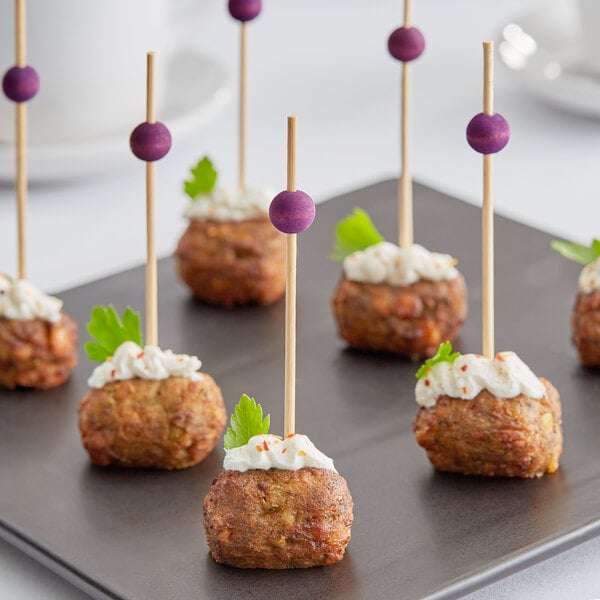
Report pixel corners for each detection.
[1,180,599,600]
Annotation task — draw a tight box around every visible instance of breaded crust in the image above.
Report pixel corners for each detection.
[203,468,354,568]
[413,378,563,478]
[78,375,226,470]
[0,313,78,389]
[332,274,467,360]
[572,290,600,366]
[175,218,286,307]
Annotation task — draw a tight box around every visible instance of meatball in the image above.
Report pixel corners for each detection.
[78,375,226,469]
[331,274,467,360]
[0,313,78,389]
[572,290,600,366]
[175,218,286,307]
[413,378,562,478]
[203,467,354,568]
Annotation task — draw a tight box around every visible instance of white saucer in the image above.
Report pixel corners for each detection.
[0,49,230,182]
[497,0,600,118]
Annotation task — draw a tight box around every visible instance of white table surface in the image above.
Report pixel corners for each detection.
[1,0,600,598]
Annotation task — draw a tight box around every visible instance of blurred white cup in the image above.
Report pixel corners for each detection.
[577,0,600,73]
[0,0,203,144]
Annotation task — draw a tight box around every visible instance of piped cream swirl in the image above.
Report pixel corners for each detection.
[185,184,274,222]
[0,274,63,323]
[415,351,545,408]
[87,341,202,388]
[343,242,459,286]
[579,257,600,293]
[224,434,337,472]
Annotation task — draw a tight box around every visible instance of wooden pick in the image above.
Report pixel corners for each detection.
[145,52,158,347]
[239,22,248,191]
[15,0,27,279]
[398,0,414,249]
[284,116,297,438]
[482,41,495,359]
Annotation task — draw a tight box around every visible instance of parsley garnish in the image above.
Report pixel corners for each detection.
[224,394,270,450]
[184,156,218,199]
[415,341,460,379]
[551,239,600,266]
[331,208,385,262]
[85,305,143,362]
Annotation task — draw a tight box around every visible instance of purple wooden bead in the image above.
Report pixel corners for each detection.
[2,66,40,103]
[269,190,315,234]
[228,0,262,22]
[466,113,510,154]
[130,122,172,162]
[388,27,425,62]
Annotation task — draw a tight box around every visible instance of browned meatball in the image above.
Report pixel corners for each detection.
[78,375,226,470]
[413,378,562,478]
[175,218,286,308]
[0,313,78,389]
[203,468,354,568]
[332,274,467,360]
[572,290,600,366]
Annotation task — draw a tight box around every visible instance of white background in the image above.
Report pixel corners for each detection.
[1,0,599,598]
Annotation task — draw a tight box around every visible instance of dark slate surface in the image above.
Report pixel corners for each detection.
[1,180,599,600]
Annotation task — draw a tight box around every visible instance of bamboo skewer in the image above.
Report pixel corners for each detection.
[399,64,413,248]
[270,115,314,437]
[239,22,248,192]
[145,52,158,347]
[16,104,27,280]
[15,0,27,280]
[130,52,171,347]
[284,116,297,438]
[398,0,414,248]
[482,41,494,359]
[15,0,26,67]
[403,0,412,27]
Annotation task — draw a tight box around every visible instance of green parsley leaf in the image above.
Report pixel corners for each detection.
[85,305,143,362]
[184,156,218,199]
[330,208,385,262]
[223,394,270,450]
[551,239,600,266]
[415,341,461,379]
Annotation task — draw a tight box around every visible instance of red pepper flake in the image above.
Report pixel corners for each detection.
[496,354,505,362]
[263,440,269,451]
[298,450,307,456]
[110,369,116,378]
[286,433,295,438]
[136,352,144,359]
[255,445,263,452]
[462,386,467,394]
[424,379,430,387]
[461,365,468,372]
[281,448,287,454]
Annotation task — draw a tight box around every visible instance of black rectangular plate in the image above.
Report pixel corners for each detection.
[1,180,599,600]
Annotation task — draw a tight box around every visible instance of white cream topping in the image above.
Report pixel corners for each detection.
[0,274,63,323]
[223,433,337,472]
[415,351,546,408]
[579,257,600,293]
[87,341,202,388]
[184,184,274,222]
[343,242,459,286]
